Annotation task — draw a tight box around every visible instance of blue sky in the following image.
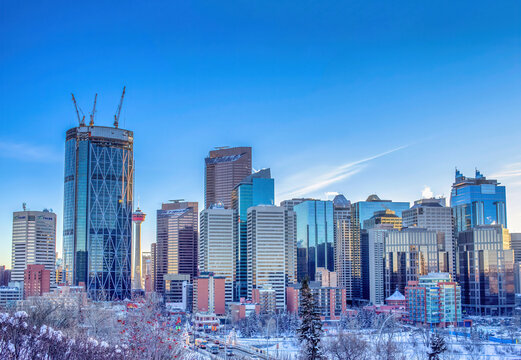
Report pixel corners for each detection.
[1,1,521,267]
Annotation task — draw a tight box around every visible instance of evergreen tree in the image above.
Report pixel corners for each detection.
[297,279,324,359]
[428,332,447,360]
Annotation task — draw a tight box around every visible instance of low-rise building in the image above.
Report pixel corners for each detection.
[286,281,347,320]
[24,264,51,297]
[229,298,261,322]
[193,312,220,333]
[252,285,277,314]
[0,282,23,309]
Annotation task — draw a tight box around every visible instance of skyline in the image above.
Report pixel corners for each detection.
[1,1,521,268]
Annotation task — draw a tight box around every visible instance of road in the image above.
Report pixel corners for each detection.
[188,332,269,359]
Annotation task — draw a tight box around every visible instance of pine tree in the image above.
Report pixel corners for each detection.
[428,332,447,360]
[297,279,324,359]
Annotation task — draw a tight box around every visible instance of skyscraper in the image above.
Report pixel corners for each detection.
[132,208,146,290]
[451,169,507,232]
[247,206,288,310]
[382,227,439,298]
[199,205,236,303]
[63,125,134,301]
[205,147,252,209]
[403,197,455,276]
[457,225,515,315]
[294,200,334,282]
[332,194,359,299]
[155,201,198,294]
[352,195,410,230]
[12,208,56,286]
[231,168,274,299]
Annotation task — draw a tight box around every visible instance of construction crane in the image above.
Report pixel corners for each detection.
[71,93,85,126]
[114,86,126,128]
[89,93,97,126]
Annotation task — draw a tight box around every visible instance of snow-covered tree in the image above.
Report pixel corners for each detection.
[324,330,370,360]
[427,332,447,360]
[297,279,324,360]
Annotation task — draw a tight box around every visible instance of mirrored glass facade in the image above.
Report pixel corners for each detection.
[451,169,507,232]
[63,126,134,301]
[294,200,334,282]
[231,169,274,300]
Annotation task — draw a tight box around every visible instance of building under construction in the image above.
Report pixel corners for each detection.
[62,88,135,301]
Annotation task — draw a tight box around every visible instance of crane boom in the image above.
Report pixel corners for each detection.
[114,86,126,128]
[71,93,85,126]
[89,93,97,126]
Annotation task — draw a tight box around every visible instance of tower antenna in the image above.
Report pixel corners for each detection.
[114,86,126,128]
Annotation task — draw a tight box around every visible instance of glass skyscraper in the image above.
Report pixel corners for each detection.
[352,194,410,230]
[450,169,507,232]
[63,125,134,301]
[294,200,334,282]
[231,168,274,300]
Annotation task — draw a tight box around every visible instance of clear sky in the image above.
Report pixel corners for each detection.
[1,1,520,267]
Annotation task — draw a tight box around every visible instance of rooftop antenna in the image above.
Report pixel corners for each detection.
[89,93,97,126]
[22,202,26,211]
[168,199,185,203]
[114,86,126,128]
[71,93,86,126]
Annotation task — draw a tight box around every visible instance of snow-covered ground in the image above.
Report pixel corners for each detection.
[235,328,521,359]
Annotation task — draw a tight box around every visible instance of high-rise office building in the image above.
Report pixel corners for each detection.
[333,195,359,299]
[511,233,521,263]
[363,209,402,230]
[150,243,157,291]
[383,228,439,298]
[205,147,252,209]
[231,168,274,300]
[294,200,334,282]
[403,197,455,276]
[0,266,11,287]
[141,251,151,289]
[352,195,410,230]
[12,208,56,286]
[364,226,389,305]
[63,125,134,301]
[451,169,507,232]
[247,206,288,310]
[352,196,409,302]
[280,198,315,212]
[512,233,521,294]
[155,201,198,294]
[199,205,236,303]
[457,225,515,315]
[132,208,146,290]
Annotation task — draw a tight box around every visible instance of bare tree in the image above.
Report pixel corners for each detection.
[324,330,370,360]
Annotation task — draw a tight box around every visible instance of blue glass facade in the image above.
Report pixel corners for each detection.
[352,195,410,230]
[294,200,334,282]
[231,169,274,300]
[63,126,134,301]
[450,170,507,232]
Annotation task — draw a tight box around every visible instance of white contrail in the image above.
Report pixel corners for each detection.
[277,144,409,199]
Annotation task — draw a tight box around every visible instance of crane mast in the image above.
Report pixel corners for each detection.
[114,86,126,128]
[89,93,97,126]
[71,93,85,126]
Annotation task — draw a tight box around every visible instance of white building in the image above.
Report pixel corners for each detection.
[199,206,235,303]
[367,227,387,305]
[11,208,56,286]
[247,206,287,310]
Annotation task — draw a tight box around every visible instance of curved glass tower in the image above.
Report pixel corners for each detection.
[63,125,134,300]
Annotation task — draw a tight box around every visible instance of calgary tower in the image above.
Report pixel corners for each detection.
[132,207,146,290]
